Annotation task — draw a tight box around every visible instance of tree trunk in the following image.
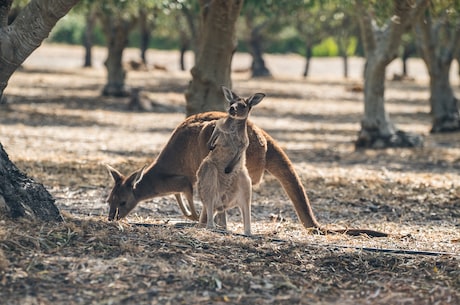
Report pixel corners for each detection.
[179,42,188,71]
[342,53,349,78]
[100,16,135,97]
[185,0,243,116]
[83,9,96,68]
[303,46,312,78]
[0,0,79,221]
[415,11,460,133]
[428,66,460,132]
[0,144,62,221]
[180,4,200,67]
[246,15,271,78]
[338,40,349,78]
[354,0,427,149]
[0,0,79,99]
[139,8,151,65]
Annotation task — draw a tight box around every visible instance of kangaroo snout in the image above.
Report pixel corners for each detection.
[108,207,119,221]
[229,105,237,116]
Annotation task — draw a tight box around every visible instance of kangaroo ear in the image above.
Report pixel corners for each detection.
[247,93,265,107]
[106,164,124,184]
[132,165,147,190]
[222,86,238,104]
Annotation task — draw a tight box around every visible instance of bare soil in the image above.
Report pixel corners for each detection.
[0,44,459,304]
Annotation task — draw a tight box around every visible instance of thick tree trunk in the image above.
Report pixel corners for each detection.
[415,11,460,133]
[354,0,427,149]
[185,0,243,116]
[0,0,80,99]
[101,17,134,97]
[0,0,79,220]
[428,62,460,132]
[356,56,423,148]
[83,9,96,68]
[0,144,61,221]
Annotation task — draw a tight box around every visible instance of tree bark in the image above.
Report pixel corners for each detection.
[415,10,460,133]
[0,0,79,221]
[185,0,243,116]
[354,0,428,149]
[100,15,136,97]
[0,0,80,99]
[0,144,62,221]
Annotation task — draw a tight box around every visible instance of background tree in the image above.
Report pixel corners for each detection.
[95,0,138,97]
[139,5,158,65]
[185,0,244,116]
[399,33,417,77]
[241,1,273,78]
[82,4,97,67]
[0,0,80,220]
[354,0,428,149]
[329,7,359,78]
[177,1,200,70]
[415,1,460,132]
[293,2,330,78]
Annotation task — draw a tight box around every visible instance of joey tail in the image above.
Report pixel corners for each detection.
[263,131,387,238]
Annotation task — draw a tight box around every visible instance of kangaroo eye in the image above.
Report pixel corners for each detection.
[119,201,126,207]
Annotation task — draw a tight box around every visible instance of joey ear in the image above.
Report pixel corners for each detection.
[106,164,124,184]
[247,93,265,107]
[132,165,147,190]
[222,86,238,103]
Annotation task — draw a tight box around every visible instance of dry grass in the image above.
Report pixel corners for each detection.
[0,44,459,304]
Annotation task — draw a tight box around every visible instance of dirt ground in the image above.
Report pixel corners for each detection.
[0,44,459,304]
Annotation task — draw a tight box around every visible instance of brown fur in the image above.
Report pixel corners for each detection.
[107,112,388,237]
[196,87,264,235]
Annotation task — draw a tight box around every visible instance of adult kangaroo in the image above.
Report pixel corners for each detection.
[106,112,387,237]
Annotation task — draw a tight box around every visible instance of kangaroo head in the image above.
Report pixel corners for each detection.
[105,164,145,221]
[222,86,265,120]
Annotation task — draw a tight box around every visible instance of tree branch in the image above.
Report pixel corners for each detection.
[0,0,79,97]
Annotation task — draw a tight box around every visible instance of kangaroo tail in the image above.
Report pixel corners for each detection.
[263,130,321,229]
[263,130,387,238]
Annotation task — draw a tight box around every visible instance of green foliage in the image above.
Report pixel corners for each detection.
[346,36,358,56]
[312,37,338,57]
[49,14,85,45]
